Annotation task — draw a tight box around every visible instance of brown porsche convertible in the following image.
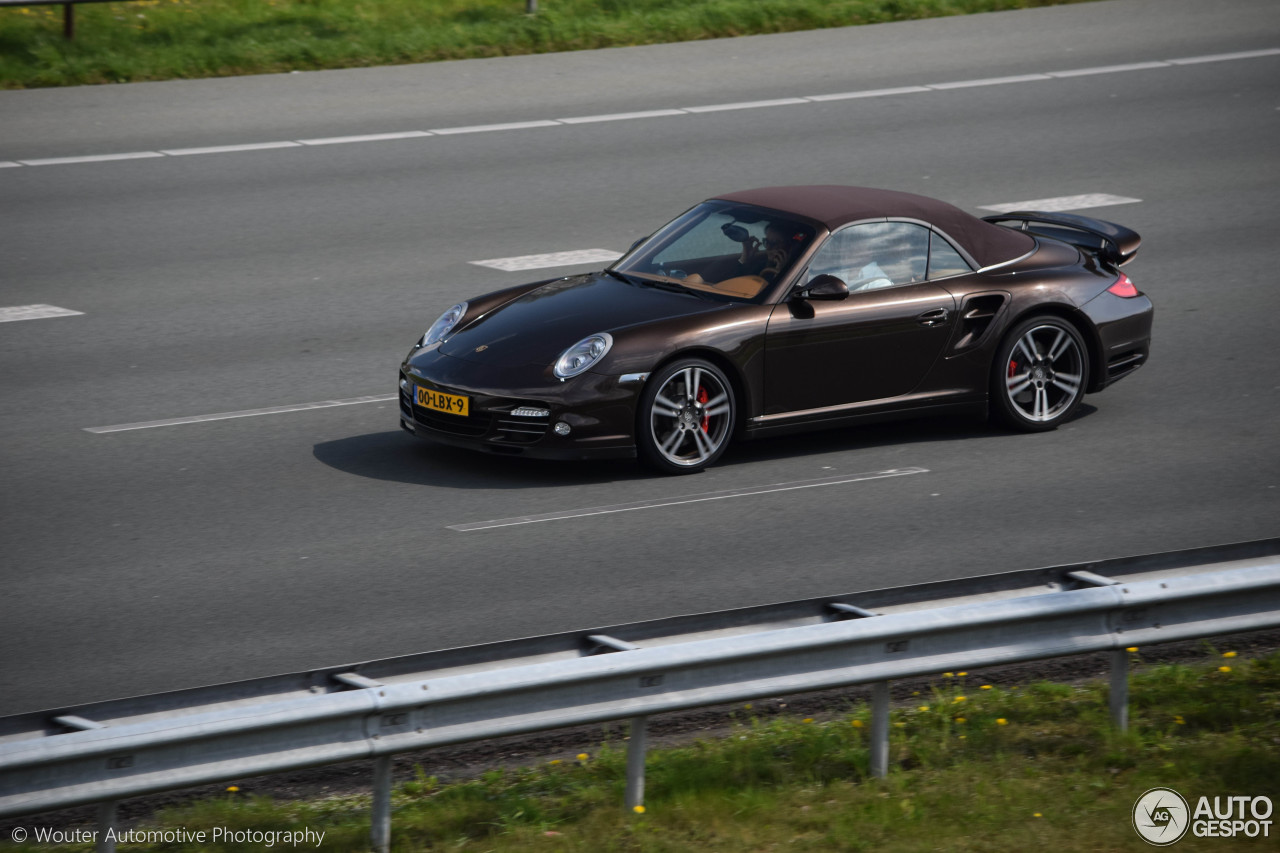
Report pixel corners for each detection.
[400,186,1153,473]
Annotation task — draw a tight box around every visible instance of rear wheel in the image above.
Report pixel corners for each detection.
[637,358,736,474]
[991,316,1089,431]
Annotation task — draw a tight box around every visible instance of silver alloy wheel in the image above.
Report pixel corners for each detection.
[648,364,733,468]
[1004,324,1085,423]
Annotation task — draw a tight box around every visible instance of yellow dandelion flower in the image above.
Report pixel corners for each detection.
[996,718,1008,726]
[1126,647,1138,653]
[577,753,589,761]
[633,804,646,814]
[1174,715,1185,725]
[980,685,993,690]
[943,672,954,678]
[226,785,240,792]
[1222,651,1237,658]
[1219,666,1232,673]
[953,696,966,703]
[957,672,967,677]
[851,720,864,728]
[893,722,906,728]
[918,705,929,712]
[803,718,814,724]
[954,717,966,724]
[549,759,562,765]
[1034,812,1043,818]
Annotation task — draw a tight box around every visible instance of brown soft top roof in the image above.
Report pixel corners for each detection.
[712,185,1033,268]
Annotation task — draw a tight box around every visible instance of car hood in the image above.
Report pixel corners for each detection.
[438,272,728,368]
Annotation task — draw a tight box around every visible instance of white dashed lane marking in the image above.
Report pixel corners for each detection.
[84,394,397,433]
[0,304,85,322]
[471,249,622,272]
[448,468,930,531]
[2,48,1275,170]
[979,194,1143,213]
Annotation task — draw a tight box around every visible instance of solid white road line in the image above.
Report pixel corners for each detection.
[807,86,932,101]
[448,467,930,531]
[19,151,165,166]
[3,48,1274,169]
[979,194,1142,213]
[84,394,396,433]
[297,131,433,146]
[927,73,1051,89]
[429,120,562,135]
[159,141,303,156]
[558,109,687,124]
[0,304,85,322]
[471,249,622,272]
[684,97,810,113]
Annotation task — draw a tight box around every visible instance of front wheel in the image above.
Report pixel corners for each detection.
[637,358,736,474]
[991,316,1089,431]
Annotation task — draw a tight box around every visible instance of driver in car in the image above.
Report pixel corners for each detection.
[737,223,805,281]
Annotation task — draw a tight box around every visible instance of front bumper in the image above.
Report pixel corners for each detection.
[398,351,638,460]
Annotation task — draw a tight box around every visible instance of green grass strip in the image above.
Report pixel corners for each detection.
[4,648,1276,851]
[1,0,1096,89]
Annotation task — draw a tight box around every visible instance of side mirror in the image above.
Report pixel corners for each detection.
[795,274,849,301]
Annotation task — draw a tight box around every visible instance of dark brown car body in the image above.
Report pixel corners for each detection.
[399,186,1152,469]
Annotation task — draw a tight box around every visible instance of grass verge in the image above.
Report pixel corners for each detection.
[4,647,1277,851]
[0,0,1096,89]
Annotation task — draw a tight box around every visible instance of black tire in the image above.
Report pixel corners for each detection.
[637,358,736,474]
[991,315,1090,432]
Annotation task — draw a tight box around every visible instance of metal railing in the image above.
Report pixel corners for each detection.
[2,538,1278,852]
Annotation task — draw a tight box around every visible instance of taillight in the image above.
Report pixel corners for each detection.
[1107,273,1139,298]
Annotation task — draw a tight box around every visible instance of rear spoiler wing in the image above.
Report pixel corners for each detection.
[982,210,1141,267]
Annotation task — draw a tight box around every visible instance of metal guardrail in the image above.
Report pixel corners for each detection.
[2,538,1278,852]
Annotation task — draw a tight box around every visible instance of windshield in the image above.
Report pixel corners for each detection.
[612,202,816,303]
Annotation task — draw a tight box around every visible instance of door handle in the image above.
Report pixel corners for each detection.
[917,308,950,327]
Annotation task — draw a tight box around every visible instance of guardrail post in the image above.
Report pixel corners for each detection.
[96,801,117,853]
[370,756,392,853]
[869,680,890,779]
[625,716,647,810]
[62,3,74,39]
[1109,649,1129,731]
[525,0,536,14]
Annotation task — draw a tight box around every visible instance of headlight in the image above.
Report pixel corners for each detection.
[554,333,613,379]
[419,302,467,347]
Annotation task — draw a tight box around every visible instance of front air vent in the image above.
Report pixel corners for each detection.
[493,417,550,445]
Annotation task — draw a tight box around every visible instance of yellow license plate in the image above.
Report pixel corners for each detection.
[415,386,469,417]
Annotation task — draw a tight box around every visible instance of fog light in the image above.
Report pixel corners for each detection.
[400,377,410,390]
[554,422,571,436]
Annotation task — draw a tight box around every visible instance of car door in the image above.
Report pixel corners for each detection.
[763,222,956,415]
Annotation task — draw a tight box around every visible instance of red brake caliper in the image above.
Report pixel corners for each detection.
[697,386,710,432]
[1008,360,1018,379]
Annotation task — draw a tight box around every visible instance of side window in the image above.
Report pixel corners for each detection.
[808,222,929,292]
[927,231,973,279]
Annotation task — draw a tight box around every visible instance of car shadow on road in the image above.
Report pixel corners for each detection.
[313,405,1095,489]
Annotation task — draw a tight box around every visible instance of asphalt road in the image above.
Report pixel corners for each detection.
[1,0,1278,716]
